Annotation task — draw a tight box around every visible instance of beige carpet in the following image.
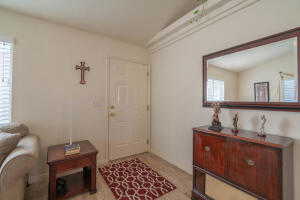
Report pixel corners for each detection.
[26,153,255,200]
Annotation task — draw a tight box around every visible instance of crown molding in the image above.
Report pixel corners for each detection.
[147,0,260,54]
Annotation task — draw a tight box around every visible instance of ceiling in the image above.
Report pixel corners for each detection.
[0,0,200,46]
[208,38,298,72]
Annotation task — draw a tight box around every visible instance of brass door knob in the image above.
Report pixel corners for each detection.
[109,112,116,117]
[110,105,115,109]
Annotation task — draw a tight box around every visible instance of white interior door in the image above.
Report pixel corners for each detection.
[108,58,148,160]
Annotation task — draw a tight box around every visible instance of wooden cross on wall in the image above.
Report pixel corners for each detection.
[75,61,90,84]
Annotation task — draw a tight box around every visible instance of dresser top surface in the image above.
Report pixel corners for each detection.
[193,126,294,148]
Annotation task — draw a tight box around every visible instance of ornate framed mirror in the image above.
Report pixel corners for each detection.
[203,27,300,111]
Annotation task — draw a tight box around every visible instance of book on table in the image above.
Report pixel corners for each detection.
[64,143,80,155]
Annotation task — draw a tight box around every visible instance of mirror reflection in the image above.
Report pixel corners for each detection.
[207,37,298,102]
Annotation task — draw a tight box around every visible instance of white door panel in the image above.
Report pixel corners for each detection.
[109,58,148,160]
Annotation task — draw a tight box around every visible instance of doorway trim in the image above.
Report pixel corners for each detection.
[105,56,151,161]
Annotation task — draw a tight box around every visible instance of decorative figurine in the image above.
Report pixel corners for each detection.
[258,115,267,137]
[232,113,239,134]
[208,102,223,132]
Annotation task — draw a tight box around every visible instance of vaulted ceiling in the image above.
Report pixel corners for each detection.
[0,0,200,46]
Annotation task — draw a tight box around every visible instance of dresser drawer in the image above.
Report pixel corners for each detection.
[56,156,93,173]
[194,133,225,176]
[226,140,281,199]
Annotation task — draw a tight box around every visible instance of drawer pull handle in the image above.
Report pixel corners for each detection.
[204,146,211,152]
[245,159,255,166]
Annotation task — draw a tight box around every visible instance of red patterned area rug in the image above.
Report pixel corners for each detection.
[99,158,177,200]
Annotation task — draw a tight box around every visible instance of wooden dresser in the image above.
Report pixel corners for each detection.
[192,126,294,200]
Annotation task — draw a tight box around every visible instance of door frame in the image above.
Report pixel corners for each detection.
[105,56,151,161]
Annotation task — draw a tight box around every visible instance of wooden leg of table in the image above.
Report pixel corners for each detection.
[89,156,97,194]
[48,166,56,200]
[195,168,206,193]
[192,166,214,200]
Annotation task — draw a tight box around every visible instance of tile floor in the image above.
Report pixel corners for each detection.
[25,153,192,200]
[26,152,255,200]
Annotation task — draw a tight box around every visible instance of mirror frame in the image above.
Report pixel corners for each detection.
[203,27,300,111]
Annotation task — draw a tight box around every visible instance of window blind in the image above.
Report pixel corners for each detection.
[282,79,297,102]
[207,79,224,101]
[0,41,12,124]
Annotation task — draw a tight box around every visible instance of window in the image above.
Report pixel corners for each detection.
[207,79,224,101]
[282,79,297,102]
[0,41,12,124]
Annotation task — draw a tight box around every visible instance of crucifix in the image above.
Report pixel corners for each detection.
[75,61,90,84]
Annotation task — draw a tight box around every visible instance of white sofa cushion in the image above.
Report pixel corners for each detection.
[0,132,21,165]
[0,134,39,199]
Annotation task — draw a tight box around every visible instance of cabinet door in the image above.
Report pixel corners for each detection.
[226,140,281,199]
[194,133,225,176]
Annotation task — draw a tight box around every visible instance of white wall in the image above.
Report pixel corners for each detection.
[150,0,300,199]
[0,9,149,177]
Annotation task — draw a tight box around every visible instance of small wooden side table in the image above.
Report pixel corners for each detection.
[47,140,98,200]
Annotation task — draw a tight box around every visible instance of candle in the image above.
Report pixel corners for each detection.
[69,94,73,145]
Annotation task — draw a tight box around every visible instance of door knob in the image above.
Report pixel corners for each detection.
[109,112,116,117]
[110,105,115,109]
